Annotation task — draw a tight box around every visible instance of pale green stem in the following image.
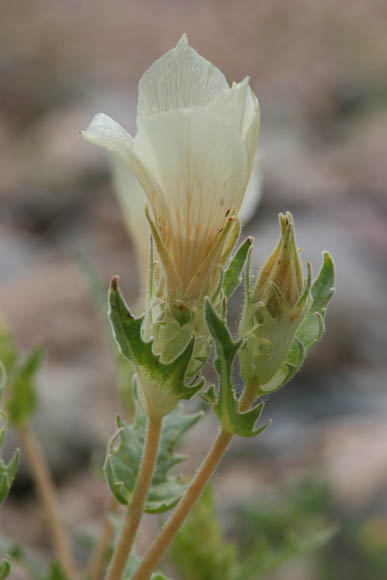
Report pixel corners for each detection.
[105,415,162,580]
[131,385,259,580]
[131,429,233,580]
[238,385,258,412]
[17,423,78,580]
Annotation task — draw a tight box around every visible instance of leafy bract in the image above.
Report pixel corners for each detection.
[223,237,253,299]
[104,402,202,512]
[297,251,335,351]
[109,277,202,417]
[202,299,270,438]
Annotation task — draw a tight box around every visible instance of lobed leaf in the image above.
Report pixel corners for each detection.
[104,402,202,512]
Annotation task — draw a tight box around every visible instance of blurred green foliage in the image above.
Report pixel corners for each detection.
[170,486,237,580]
[170,480,337,580]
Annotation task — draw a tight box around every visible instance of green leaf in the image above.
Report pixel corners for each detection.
[0,320,18,376]
[203,299,270,438]
[109,277,202,417]
[0,363,5,403]
[6,345,43,426]
[104,401,202,512]
[44,562,66,580]
[0,556,11,579]
[0,411,20,504]
[223,237,253,299]
[0,535,44,578]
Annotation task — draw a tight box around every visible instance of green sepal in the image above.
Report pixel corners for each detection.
[5,345,43,426]
[223,237,253,299]
[104,401,202,512]
[150,574,173,579]
[296,251,334,352]
[0,557,11,579]
[109,277,202,417]
[204,299,271,438]
[263,252,334,392]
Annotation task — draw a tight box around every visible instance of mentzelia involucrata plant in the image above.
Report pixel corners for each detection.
[80,34,334,580]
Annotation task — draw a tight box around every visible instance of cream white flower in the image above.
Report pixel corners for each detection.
[82,34,260,301]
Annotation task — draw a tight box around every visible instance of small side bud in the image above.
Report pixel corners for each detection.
[239,212,311,392]
[253,212,303,317]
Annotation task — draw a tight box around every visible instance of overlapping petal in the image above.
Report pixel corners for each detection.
[132,108,248,296]
[137,34,228,121]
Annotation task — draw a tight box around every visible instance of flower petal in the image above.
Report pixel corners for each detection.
[132,108,248,293]
[82,113,169,218]
[81,113,134,160]
[206,77,249,135]
[137,34,228,121]
[238,152,262,223]
[207,79,260,177]
[110,155,149,274]
[242,87,260,175]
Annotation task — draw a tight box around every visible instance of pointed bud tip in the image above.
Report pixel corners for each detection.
[110,276,120,291]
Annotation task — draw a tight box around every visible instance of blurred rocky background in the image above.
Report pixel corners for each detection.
[1,1,387,578]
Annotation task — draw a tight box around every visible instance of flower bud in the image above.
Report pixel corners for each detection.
[253,212,304,315]
[239,212,311,391]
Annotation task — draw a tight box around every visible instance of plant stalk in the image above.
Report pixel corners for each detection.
[131,428,233,580]
[106,415,162,580]
[17,423,78,580]
[238,386,258,412]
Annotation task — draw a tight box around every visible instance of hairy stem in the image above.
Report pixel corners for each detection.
[131,429,233,580]
[106,415,162,580]
[238,386,258,412]
[17,423,78,580]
